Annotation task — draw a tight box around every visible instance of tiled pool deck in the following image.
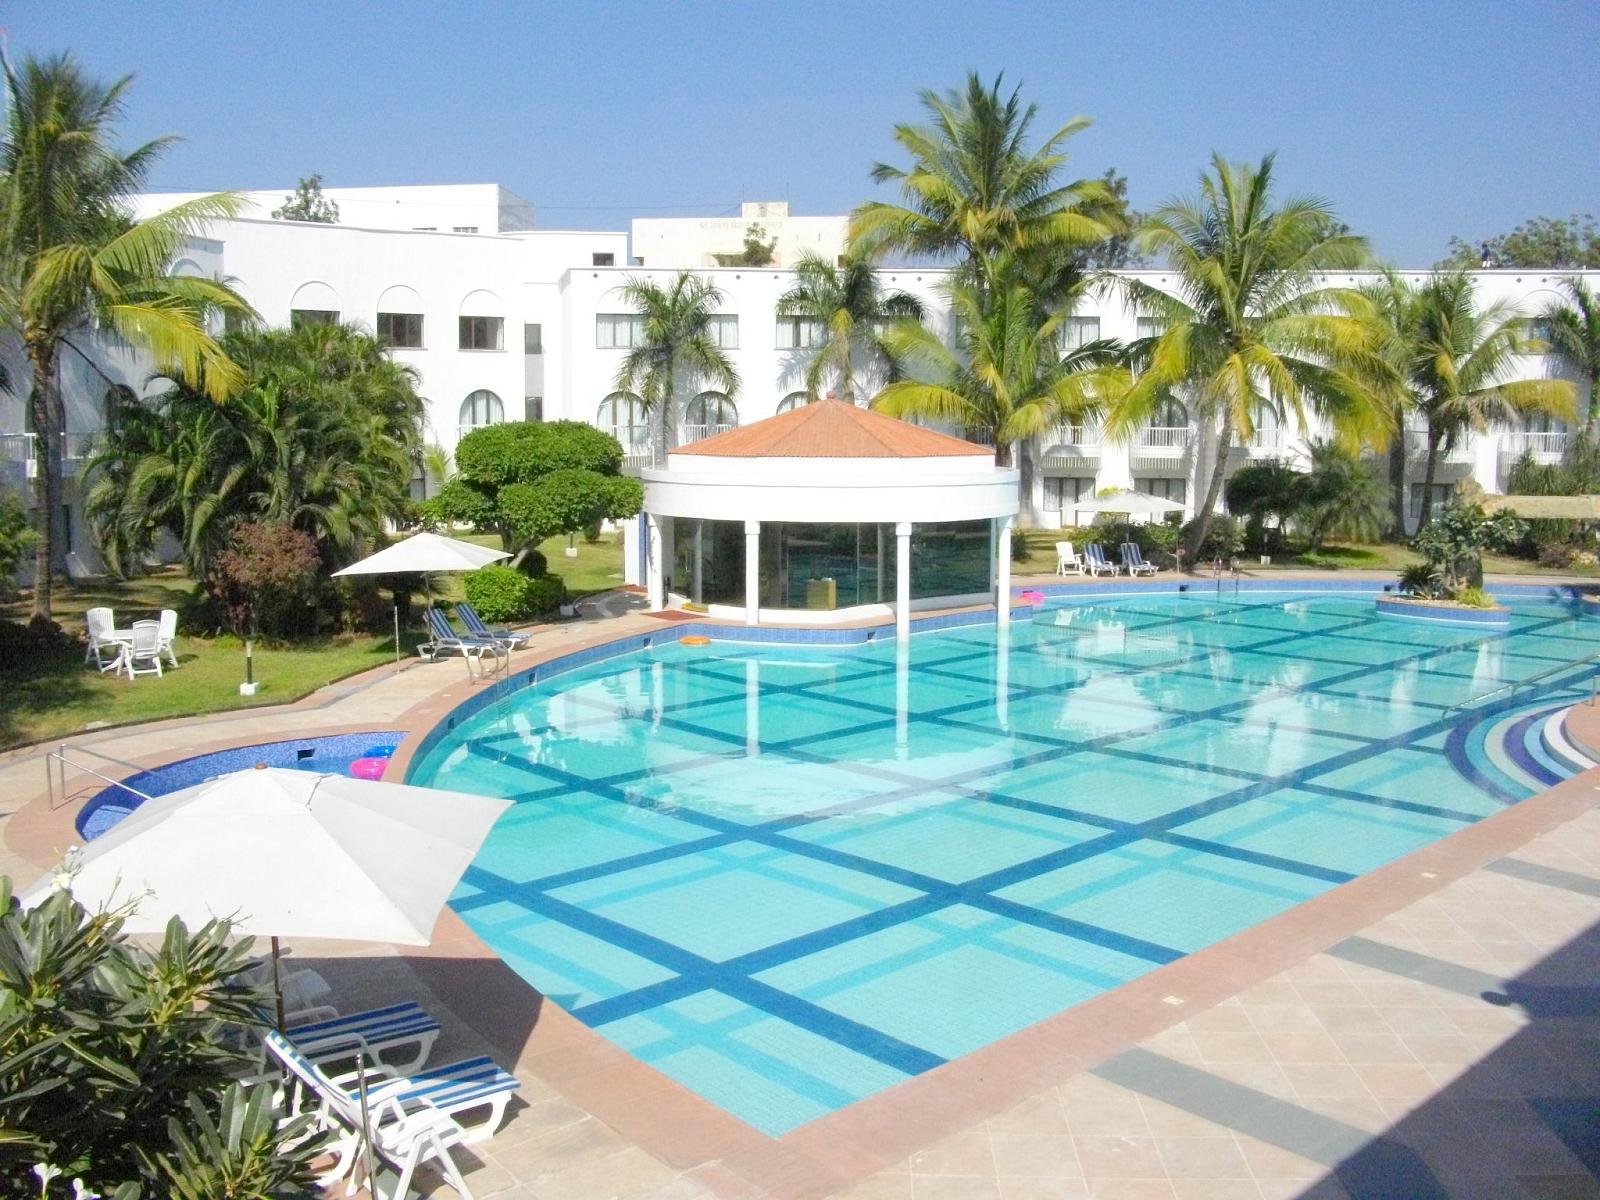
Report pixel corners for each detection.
[4,572,1600,1199]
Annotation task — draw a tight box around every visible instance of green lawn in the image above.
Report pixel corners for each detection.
[0,531,627,750]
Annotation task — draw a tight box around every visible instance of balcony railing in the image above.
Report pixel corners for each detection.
[1138,426,1189,449]
[961,428,996,447]
[0,432,36,463]
[1500,431,1568,461]
[1049,423,1101,449]
[681,422,736,444]
[1402,429,1475,464]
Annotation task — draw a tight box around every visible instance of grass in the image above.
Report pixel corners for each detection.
[0,531,627,750]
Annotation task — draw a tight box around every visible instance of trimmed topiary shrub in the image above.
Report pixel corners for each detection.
[463,565,565,622]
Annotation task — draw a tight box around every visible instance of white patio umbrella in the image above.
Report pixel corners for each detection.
[24,765,511,1025]
[332,532,510,665]
[1068,491,1189,521]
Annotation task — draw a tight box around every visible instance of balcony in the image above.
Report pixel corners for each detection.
[1,433,37,502]
[1132,425,1191,467]
[61,431,104,477]
[1230,427,1287,460]
[1402,429,1476,466]
[681,422,737,445]
[1500,430,1568,465]
[1041,423,1101,470]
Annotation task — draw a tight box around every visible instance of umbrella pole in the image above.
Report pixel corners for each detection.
[271,935,286,1031]
[393,603,401,671]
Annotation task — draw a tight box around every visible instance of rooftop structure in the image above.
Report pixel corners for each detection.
[631,200,849,268]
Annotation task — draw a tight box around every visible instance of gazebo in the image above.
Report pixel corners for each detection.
[638,399,1020,639]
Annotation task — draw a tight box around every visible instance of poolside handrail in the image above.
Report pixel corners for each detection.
[1442,651,1600,718]
[45,743,156,812]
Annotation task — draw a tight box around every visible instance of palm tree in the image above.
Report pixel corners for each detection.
[0,53,251,620]
[1541,276,1600,441]
[1382,271,1574,529]
[1112,152,1388,560]
[849,73,1121,290]
[87,323,424,577]
[1300,438,1392,550]
[874,270,1126,468]
[613,271,739,464]
[774,252,923,402]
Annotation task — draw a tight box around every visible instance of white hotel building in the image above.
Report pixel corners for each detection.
[0,183,1592,580]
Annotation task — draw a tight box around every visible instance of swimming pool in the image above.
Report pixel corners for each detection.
[409,589,1598,1135]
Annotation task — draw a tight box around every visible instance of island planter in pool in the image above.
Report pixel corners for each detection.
[1375,594,1511,627]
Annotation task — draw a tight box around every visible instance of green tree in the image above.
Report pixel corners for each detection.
[0,493,37,596]
[849,73,1121,289]
[1113,151,1387,560]
[711,222,776,266]
[270,173,339,223]
[1300,437,1392,549]
[1411,502,1525,593]
[0,53,252,622]
[613,271,740,463]
[428,421,642,558]
[1439,213,1600,270]
[1367,270,1574,530]
[1077,168,1145,270]
[1541,276,1600,440]
[775,251,924,401]
[86,322,424,577]
[875,268,1127,468]
[1223,460,1304,553]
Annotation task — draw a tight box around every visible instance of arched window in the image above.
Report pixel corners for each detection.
[1147,395,1188,428]
[458,389,504,438]
[776,391,808,415]
[598,391,648,457]
[684,392,737,442]
[289,280,341,329]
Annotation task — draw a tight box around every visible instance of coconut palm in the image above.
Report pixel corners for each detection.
[849,73,1121,289]
[874,271,1127,468]
[86,323,424,577]
[1112,152,1389,559]
[774,252,924,402]
[1383,271,1574,529]
[1541,276,1600,441]
[0,53,252,620]
[613,271,739,464]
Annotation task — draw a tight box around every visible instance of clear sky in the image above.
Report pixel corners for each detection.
[11,1,1599,265]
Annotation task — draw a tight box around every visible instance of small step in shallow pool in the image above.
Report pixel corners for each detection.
[77,731,406,840]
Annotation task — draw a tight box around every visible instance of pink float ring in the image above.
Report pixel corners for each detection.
[348,757,388,781]
[1019,590,1045,606]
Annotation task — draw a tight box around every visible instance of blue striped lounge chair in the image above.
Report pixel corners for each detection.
[1083,542,1119,577]
[455,602,530,649]
[285,1001,442,1075]
[1120,542,1158,576]
[423,608,508,677]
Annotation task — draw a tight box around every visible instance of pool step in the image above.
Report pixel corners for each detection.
[1471,701,1595,799]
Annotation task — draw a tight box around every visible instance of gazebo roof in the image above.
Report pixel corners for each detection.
[674,398,992,459]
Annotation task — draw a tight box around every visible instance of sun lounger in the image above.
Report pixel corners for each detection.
[1083,543,1119,577]
[1120,542,1158,576]
[454,602,530,649]
[421,608,508,679]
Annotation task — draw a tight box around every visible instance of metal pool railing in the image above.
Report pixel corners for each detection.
[1442,652,1600,719]
[45,743,155,811]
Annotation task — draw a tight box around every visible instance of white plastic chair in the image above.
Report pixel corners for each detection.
[1055,541,1084,576]
[84,606,122,672]
[123,619,163,679]
[156,608,179,668]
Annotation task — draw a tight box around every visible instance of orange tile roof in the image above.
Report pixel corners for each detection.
[674,398,992,459]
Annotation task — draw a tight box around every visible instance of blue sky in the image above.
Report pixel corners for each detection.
[12,1,1599,265]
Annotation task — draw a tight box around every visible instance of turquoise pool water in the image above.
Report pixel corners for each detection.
[409,589,1599,1135]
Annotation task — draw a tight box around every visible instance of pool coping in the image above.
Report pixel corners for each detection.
[8,576,1600,1198]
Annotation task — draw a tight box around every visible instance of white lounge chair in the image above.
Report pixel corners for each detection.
[1055,541,1085,576]
[265,1029,477,1200]
[1120,542,1157,576]
[122,619,163,679]
[84,606,123,672]
[156,607,179,668]
[1083,543,1119,577]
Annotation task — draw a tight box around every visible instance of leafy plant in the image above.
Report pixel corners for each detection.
[1224,462,1305,554]
[0,493,37,596]
[1398,562,1442,598]
[462,564,564,622]
[206,522,320,637]
[1410,502,1526,593]
[270,173,339,224]
[1300,438,1393,548]
[1453,585,1495,609]
[0,876,321,1196]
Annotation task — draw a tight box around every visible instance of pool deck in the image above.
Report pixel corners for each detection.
[4,572,1600,1199]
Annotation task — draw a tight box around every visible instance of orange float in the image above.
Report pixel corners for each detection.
[679,635,711,646]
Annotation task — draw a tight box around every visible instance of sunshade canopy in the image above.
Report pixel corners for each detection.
[26,767,510,945]
[1068,492,1189,516]
[332,532,509,577]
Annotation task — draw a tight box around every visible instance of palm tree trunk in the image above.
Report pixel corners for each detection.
[1388,434,1408,538]
[27,338,60,623]
[1015,437,1036,526]
[1183,410,1235,563]
[1416,425,1442,532]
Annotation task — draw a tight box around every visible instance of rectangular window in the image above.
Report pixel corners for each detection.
[593,252,616,266]
[523,323,543,354]
[708,315,739,349]
[775,316,825,350]
[1061,316,1101,353]
[376,312,424,348]
[452,225,478,233]
[290,309,339,330]
[458,315,504,351]
[1409,483,1453,520]
[1144,477,1187,504]
[595,313,645,348]
[1135,316,1161,340]
[524,395,544,422]
[1043,476,1096,512]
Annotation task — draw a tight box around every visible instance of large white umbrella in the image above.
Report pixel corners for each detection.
[333,532,511,665]
[1069,491,1188,520]
[25,766,511,1020]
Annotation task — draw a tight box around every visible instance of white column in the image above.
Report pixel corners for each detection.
[744,519,760,625]
[996,514,1014,627]
[895,521,912,642]
[645,513,666,611]
[691,521,704,605]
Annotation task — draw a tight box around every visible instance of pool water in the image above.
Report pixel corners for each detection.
[410,590,1599,1135]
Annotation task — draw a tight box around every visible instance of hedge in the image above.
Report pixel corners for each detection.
[463,565,565,622]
